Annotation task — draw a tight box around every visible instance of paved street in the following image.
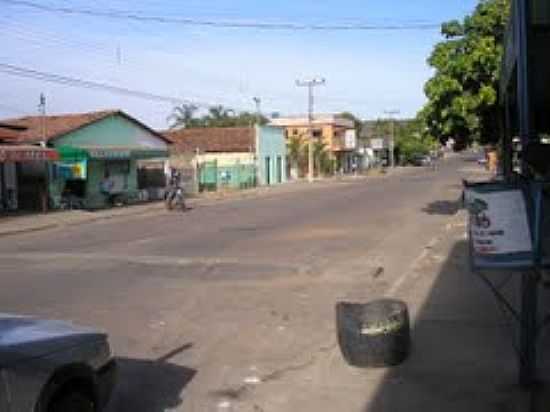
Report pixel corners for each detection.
[0,155,483,411]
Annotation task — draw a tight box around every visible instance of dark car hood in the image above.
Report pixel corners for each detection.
[0,314,106,366]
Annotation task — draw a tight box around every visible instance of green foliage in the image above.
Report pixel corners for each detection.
[287,136,304,165]
[395,118,438,164]
[420,0,510,148]
[313,140,332,176]
[169,104,268,129]
[339,112,363,136]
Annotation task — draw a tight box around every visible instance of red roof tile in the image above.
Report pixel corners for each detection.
[165,127,255,153]
[1,110,170,144]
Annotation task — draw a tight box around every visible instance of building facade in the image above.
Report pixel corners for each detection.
[0,122,59,213]
[3,110,169,209]
[165,125,287,191]
[270,114,357,175]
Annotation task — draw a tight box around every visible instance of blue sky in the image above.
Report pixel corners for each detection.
[0,0,478,128]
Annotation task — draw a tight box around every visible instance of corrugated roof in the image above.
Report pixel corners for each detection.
[164,127,256,153]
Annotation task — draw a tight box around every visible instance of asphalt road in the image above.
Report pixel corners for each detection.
[0,154,479,411]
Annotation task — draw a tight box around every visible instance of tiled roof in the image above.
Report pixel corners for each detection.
[164,127,255,153]
[1,110,170,144]
[0,122,26,142]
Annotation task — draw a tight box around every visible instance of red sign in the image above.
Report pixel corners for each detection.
[0,146,58,162]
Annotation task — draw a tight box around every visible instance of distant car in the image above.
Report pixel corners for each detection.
[410,154,432,167]
[477,157,488,166]
[0,314,116,412]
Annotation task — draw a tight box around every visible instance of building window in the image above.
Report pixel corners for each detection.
[313,129,322,139]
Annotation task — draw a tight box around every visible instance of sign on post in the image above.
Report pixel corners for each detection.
[464,181,535,270]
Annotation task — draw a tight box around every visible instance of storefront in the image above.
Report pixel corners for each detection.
[50,146,168,209]
[0,145,58,213]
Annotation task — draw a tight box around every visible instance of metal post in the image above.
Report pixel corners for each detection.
[384,110,400,168]
[253,97,261,125]
[515,0,538,387]
[296,78,325,182]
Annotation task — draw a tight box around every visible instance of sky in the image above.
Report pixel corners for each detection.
[0,0,478,129]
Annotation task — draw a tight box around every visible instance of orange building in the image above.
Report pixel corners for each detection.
[270,114,357,174]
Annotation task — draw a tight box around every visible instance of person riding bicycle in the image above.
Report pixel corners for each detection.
[165,169,187,210]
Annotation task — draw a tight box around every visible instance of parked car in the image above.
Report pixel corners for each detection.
[410,154,432,167]
[477,157,488,166]
[0,314,116,412]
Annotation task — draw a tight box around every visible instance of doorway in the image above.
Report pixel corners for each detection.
[265,156,271,185]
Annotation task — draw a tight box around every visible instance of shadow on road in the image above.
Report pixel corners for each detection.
[362,240,550,411]
[106,345,197,411]
[421,198,463,215]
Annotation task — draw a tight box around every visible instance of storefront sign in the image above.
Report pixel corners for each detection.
[56,160,87,180]
[0,146,58,162]
[465,188,532,255]
[370,138,385,150]
[88,149,131,159]
[345,130,357,150]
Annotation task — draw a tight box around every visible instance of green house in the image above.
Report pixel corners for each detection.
[6,110,170,209]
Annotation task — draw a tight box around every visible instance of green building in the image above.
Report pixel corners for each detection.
[165,125,287,191]
[5,110,170,209]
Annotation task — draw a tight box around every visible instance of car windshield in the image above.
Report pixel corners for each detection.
[2,1,546,411]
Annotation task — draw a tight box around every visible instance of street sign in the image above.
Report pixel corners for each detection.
[370,138,384,150]
[345,130,357,150]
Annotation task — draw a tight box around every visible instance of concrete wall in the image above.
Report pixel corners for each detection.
[256,125,287,186]
[197,152,255,167]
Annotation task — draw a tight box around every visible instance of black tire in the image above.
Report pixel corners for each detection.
[48,392,94,412]
[336,299,410,368]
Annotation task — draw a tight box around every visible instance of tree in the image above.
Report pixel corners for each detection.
[168,104,269,129]
[313,140,330,176]
[287,136,305,177]
[168,103,199,129]
[420,0,510,149]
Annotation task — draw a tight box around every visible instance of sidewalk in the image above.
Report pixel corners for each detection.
[0,167,411,238]
[233,210,550,411]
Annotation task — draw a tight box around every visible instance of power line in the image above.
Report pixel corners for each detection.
[2,0,441,31]
[0,62,222,108]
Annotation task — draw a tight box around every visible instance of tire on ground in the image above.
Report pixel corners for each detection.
[336,299,410,367]
[48,392,94,412]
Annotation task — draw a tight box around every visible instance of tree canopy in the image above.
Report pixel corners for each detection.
[168,104,268,129]
[420,0,510,149]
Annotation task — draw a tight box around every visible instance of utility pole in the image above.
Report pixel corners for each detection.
[296,78,325,182]
[253,96,261,124]
[38,93,48,213]
[38,93,47,146]
[384,109,400,168]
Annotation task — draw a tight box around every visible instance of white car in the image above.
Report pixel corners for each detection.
[0,314,116,412]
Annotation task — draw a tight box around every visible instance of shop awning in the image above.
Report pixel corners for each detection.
[57,146,168,160]
[0,145,59,162]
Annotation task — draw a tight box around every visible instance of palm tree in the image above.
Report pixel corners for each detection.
[313,140,329,176]
[287,136,304,178]
[168,103,199,129]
